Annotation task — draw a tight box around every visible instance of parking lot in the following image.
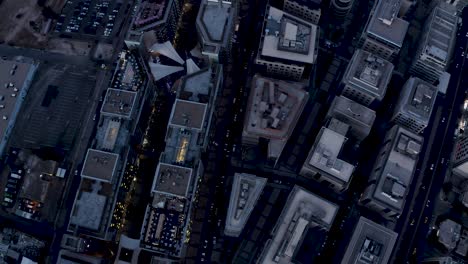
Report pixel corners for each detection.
[54,0,128,39]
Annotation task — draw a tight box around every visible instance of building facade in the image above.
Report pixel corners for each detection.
[360,125,423,219]
[125,0,183,50]
[409,4,457,84]
[300,118,355,192]
[391,77,437,135]
[283,0,321,25]
[255,6,319,81]
[341,49,394,108]
[341,217,397,264]
[196,0,237,63]
[330,0,354,19]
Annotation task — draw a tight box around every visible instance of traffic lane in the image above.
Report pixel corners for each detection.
[400,24,468,262]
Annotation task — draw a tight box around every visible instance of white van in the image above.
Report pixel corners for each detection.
[4,197,13,203]
[10,173,21,179]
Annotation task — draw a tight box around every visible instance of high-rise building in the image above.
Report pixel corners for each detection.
[359,0,409,60]
[242,75,308,164]
[196,0,237,63]
[409,4,457,84]
[444,0,468,14]
[140,64,223,259]
[452,136,468,178]
[330,0,354,19]
[258,185,338,264]
[255,6,319,81]
[391,77,437,135]
[341,217,398,264]
[300,118,356,192]
[360,125,423,219]
[68,50,150,240]
[283,0,321,25]
[125,0,183,49]
[326,96,376,142]
[341,49,394,108]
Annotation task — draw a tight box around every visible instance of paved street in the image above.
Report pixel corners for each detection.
[391,6,468,264]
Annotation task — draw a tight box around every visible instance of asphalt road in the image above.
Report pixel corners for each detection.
[391,7,468,263]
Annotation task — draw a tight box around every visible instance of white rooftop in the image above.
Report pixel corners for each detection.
[149,41,185,65]
[307,127,355,182]
[260,185,338,264]
[225,173,267,237]
[260,6,318,64]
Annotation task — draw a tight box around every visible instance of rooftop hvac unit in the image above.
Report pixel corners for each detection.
[3,116,7,120]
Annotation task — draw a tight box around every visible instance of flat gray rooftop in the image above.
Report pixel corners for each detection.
[180,68,211,101]
[306,126,355,182]
[70,180,107,231]
[259,185,338,264]
[0,59,37,145]
[373,126,422,211]
[398,77,437,123]
[260,6,318,64]
[341,217,397,264]
[152,163,193,198]
[243,75,308,140]
[329,96,376,128]
[101,88,137,119]
[197,0,235,45]
[81,149,119,183]
[367,0,409,47]
[225,173,267,237]
[169,99,207,130]
[344,49,394,99]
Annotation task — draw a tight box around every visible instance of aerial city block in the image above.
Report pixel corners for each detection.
[0,0,467,263]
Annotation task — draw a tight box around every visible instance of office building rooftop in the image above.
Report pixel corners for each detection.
[344,49,394,99]
[81,149,119,183]
[169,99,207,130]
[306,122,355,183]
[366,0,409,47]
[225,173,267,237]
[341,217,398,264]
[397,77,437,123]
[244,75,308,140]
[151,163,193,198]
[437,219,462,251]
[196,0,236,50]
[373,126,422,212]
[101,88,137,119]
[419,4,457,65]
[259,185,338,264]
[327,96,376,141]
[0,59,37,144]
[260,6,318,64]
[178,66,220,102]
